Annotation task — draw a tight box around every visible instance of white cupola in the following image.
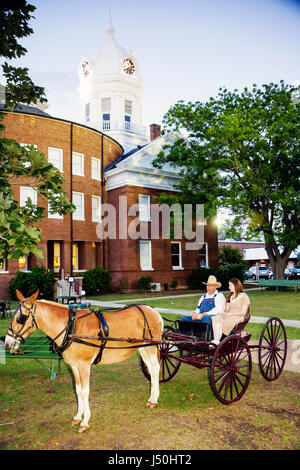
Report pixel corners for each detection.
[78,15,148,153]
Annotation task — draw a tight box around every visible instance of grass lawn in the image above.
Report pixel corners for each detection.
[0,291,299,450]
[0,352,299,450]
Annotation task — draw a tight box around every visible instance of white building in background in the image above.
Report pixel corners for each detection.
[78,17,148,153]
[243,247,299,267]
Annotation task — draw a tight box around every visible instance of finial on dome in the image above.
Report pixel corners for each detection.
[107,10,115,36]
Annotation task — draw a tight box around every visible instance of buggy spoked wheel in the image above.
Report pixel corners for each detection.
[258,317,287,382]
[140,341,181,383]
[209,335,252,405]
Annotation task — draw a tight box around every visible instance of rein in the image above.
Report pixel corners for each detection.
[8,301,157,362]
[52,304,156,361]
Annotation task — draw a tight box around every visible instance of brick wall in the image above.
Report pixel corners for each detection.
[1,110,219,298]
[107,185,219,290]
[218,241,265,256]
[0,111,122,298]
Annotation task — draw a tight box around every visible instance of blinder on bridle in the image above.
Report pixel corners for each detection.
[7,301,38,344]
[16,309,29,325]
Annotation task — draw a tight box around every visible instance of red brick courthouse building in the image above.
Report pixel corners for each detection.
[0,22,218,297]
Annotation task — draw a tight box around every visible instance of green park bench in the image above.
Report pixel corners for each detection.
[258,279,300,292]
[0,335,62,381]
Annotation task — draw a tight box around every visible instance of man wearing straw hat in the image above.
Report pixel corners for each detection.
[181,275,226,325]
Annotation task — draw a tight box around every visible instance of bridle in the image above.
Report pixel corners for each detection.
[7,301,38,344]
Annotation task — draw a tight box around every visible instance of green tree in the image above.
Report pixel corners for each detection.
[0,1,74,263]
[154,81,300,279]
[218,245,246,266]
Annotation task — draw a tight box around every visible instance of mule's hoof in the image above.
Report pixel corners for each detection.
[147,402,158,409]
[72,419,81,427]
[79,425,89,433]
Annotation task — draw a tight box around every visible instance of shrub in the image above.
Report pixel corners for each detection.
[8,266,56,300]
[188,261,247,291]
[8,271,30,299]
[170,280,178,291]
[137,276,155,293]
[82,267,111,296]
[216,246,247,287]
[188,267,213,290]
[211,263,247,289]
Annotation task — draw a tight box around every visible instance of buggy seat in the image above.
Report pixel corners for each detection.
[177,319,213,342]
[230,305,251,335]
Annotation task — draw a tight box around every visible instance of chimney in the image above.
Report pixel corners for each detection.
[150,123,161,141]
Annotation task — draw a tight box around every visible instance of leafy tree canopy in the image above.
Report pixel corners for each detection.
[0,1,74,263]
[154,81,300,278]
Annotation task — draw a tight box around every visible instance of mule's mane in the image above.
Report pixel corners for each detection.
[38,299,68,310]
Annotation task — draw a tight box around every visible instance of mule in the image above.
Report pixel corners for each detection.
[5,290,163,433]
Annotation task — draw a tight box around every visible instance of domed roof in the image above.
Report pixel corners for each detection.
[94,18,138,77]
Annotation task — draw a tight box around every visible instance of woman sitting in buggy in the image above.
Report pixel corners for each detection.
[211,278,250,346]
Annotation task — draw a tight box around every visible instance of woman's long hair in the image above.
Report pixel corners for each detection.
[226,278,244,302]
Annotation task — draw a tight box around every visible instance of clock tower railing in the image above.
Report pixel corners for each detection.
[100,120,147,137]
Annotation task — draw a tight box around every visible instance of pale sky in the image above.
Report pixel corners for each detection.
[2,0,300,130]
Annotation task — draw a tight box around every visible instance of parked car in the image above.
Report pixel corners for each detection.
[245,269,254,279]
[246,266,273,280]
[284,268,293,279]
[287,266,300,280]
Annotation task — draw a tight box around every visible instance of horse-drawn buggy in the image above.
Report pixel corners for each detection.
[4,289,287,432]
[140,313,288,405]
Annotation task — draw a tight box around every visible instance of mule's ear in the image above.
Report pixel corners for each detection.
[16,289,25,302]
[27,289,40,304]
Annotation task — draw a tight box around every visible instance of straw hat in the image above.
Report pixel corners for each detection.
[203,275,221,288]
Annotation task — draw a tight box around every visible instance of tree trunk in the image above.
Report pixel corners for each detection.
[265,243,291,280]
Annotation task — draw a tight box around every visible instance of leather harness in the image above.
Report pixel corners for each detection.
[51,304,154,365]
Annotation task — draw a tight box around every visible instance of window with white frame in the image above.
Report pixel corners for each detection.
[48,147,63,172]
[91,157,101,180]
[48,193,63,219]
[124,100,132,131]
[124,99,132,115]
[20,186,37,206]
[20,143,37,148]
[171,242,183,269]
[101,98,111,129]
[92,195,101,222]
[139,194,151,221]
[199,242,208,267]
[72,192,85,220]
[72,152,84,176]
[19,143,37,168]
[140,240,153,270]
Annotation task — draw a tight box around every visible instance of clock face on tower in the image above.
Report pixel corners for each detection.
[121,57,136,76]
